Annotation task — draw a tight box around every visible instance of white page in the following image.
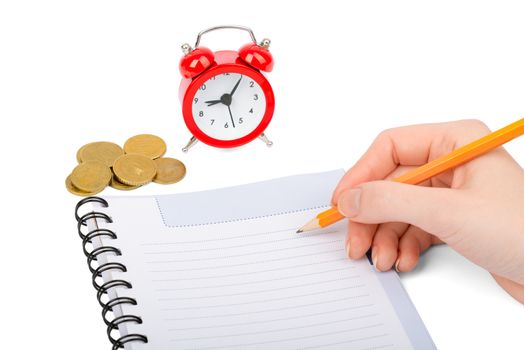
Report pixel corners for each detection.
[93,171,433,349]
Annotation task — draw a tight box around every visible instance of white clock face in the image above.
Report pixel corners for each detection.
[192,72,267,140]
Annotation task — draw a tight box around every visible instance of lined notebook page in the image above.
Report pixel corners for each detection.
[93,171,433,349]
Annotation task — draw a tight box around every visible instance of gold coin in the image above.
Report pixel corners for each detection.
[76,142,93,163]
[113,154,157,186]
[70,161,112,192]
[65,174,104,197]
[79,141,124,167]
[110,174,142,191]
[153,157,186,184]
[124,134,167,159]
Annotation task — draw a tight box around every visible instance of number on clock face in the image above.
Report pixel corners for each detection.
[192,73,266,141]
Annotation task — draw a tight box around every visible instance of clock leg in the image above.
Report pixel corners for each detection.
[258,133,273,147]
[182,136,198,152]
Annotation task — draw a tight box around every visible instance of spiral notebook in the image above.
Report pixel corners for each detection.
[74,170,435,350]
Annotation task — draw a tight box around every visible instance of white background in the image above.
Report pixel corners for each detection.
[1,1,523,349]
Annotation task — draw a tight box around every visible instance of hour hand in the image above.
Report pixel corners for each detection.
[205,99,222,106]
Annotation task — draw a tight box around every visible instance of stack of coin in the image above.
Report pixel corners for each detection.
[66,134,186,196]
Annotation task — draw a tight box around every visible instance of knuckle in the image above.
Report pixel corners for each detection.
[461,119,491,133]
[375,128,394,144]
[451,119,492,145]
[361,182,387,212]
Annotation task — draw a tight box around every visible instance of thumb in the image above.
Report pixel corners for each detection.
[337,181,467,236]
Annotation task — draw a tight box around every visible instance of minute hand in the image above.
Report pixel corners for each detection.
[227,105,236,128]
[229,76,243,97]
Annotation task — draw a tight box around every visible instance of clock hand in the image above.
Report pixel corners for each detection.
[205,99,222,106]
[206,76,241,108]
[227,105,236,128]
[206,92,233,107]
[229,76,243,97]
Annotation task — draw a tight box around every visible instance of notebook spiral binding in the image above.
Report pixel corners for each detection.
[75,197,148,350]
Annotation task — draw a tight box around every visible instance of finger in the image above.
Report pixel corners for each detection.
[384,165,433,187]
[346,221,377,260]
[332,122,453,204]
[388,165,451,190]
[332,119,496,204]
[337,181,468,239]
[371,222,408,271]
[396,225,432,272]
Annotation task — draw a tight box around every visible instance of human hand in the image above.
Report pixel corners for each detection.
[332,120,524,303]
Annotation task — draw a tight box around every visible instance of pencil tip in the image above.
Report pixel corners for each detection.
[297,218,321,234]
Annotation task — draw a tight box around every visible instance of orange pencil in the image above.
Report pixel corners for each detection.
[297,118,524,233]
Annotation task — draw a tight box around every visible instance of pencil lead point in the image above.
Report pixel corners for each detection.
[296,229,303,234]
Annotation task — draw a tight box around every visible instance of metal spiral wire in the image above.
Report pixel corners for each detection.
[75,197,148,349]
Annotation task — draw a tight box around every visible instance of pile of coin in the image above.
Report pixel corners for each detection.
[66,134,186,196]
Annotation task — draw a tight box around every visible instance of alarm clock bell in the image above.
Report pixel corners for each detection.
[178,26,275,152]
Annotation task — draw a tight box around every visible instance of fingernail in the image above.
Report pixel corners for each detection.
[345,241,351,258]
[338,188,361,218]
[372,251,380,271]
[395,258,400,272]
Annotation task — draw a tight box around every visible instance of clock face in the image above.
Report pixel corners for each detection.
[191,72,267,141]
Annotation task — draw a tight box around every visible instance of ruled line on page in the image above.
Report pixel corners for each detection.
[146,249,345,267]
[299,338,393,350]
[160,287,368,312]
[168,311,380,331]
[148,256,347,273]
[139,227,302,246]
[157,276,362,301]
[151,259,353,281]
[162,297,372,321]
[154,269,358,291]
[172,321,384,342]
[143,238,342,255]
[171,326,387,346]
[145,243,343,264]
[195,333,390,350]
[357,343,395,350]
[143,233,339,254]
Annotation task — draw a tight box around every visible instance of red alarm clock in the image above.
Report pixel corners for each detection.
[178,25,275,151]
